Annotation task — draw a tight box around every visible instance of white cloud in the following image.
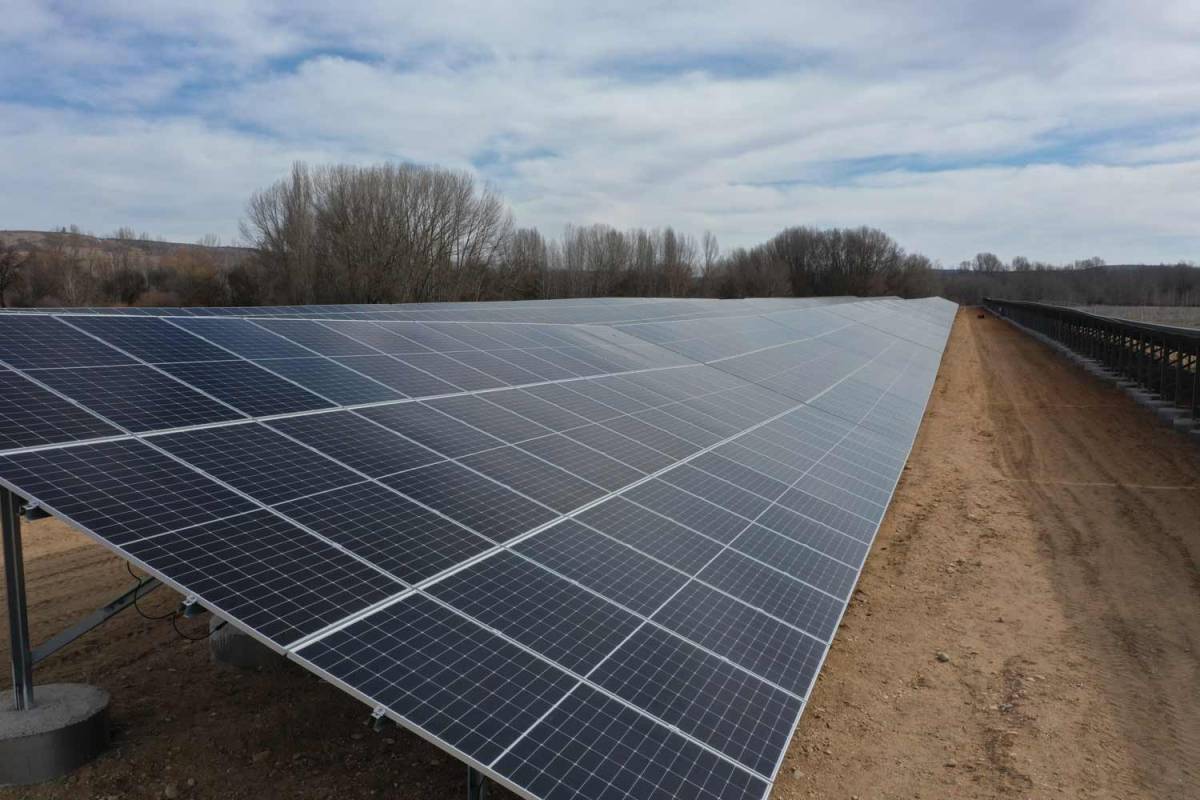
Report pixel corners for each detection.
[0,1,1198,263]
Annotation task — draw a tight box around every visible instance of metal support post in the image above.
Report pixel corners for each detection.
[468,765,490,800]
[1185,343,1195,419]
[2,488,33,710]
[1174,341,1183,405]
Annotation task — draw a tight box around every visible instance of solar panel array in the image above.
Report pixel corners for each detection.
[0,296,956,800]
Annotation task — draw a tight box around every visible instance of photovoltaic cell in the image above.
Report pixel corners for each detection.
[277,482,490,584]
[381,461,557,542]
[332,355,460,397]
[481,389,593,431]
[251,357,403,405]
[524,384,622,422]
[730,524,857,598]
[450,350,546,385]
[490,348,580,380]
[429,551,641,674]
[66,316,233,363]
[756,500,871,566]
[696,549,844,641]
[563,424,675,473]
[775,488,875,542]
[158,360,334,417]
[576,497,724,576]
[0,369,121,449]
[398,353,505,390]
[603,416,699,460]
[298,595,576,765]
[460,447,604,512]
[376,322,470,352]
[172,318,314,359]
[0,439,256,545]
[623,480,751,544]
[357,403,504,458]
[658,465,773,520]
[28,365,244,432]
[0,315,134,369]
[690,451,790,500]
[256,319,379,356]
[634,409,723,448]
[514,520,686,616]
[518,434,643,492]
[153,423,361,504]
[319,320,431,354]
[652,581,826,696]
[124,509,400,645]
[591,624,802,775]
[266,411,442,477]
[428,394,552,442]
[494,684,769,800]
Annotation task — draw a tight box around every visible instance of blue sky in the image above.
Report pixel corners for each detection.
[1,1,1198,265]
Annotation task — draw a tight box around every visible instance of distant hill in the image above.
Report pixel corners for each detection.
[0,229,252,270]
[0,229,259,308]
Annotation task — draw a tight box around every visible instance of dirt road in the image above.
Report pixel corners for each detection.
[3,308,1199,800]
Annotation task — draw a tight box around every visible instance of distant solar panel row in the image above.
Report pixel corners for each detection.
[0,296,956,800]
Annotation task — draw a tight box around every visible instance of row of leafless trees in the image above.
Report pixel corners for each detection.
[707,226,940,299]
[941,261,1200,306]
[238,163,943,304]
[239,163,719,303]
[4,160,1195,308]
[488,225,712,300]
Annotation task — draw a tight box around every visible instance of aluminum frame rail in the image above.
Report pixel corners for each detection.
[984,298,1200,421]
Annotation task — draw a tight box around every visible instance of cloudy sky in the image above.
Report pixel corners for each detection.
[2,1,1198,265]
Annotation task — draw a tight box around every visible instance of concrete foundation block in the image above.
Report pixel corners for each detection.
[209,616,289,672]
[1156,406,1187,426]
[0,683,109,785]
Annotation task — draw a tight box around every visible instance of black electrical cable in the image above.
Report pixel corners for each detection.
[126,562,227,641]
[127,562,174,621]
[172,613,226,642]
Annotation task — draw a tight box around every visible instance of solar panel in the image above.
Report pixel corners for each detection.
[28,365,245,431]
[250,357,404,405]
[0,296,956,800]
[0,368,122,449]
[428,551,642,674]
[381,460,558,542]
[152,423,362,504]
[157,360,334,417]
[66,315,234,363]
[296,594,578,764]
[331,355,461,396]
[266,412,443,477]
[276,482,490,584]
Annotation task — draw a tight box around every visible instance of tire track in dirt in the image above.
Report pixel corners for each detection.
[974,312,1200,798]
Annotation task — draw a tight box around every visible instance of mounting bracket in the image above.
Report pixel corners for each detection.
[180,595,205,617]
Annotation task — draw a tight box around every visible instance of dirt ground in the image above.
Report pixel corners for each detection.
[3,308,1199,800]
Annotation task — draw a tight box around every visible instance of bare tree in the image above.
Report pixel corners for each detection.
[702,231,719,276]
[0,244,28,307]
[972,252,1005,272]
[242,162,512,304]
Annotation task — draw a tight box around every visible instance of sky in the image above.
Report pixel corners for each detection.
[1,1,1198,265]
